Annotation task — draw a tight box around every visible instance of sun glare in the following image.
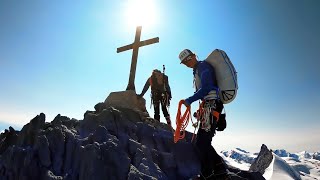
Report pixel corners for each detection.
[124,0,158,29]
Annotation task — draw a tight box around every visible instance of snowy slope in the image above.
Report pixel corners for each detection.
[267,153,301,180]
[283,156,320,179]
[274,150,320,180]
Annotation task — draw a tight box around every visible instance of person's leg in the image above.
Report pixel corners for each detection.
[198,132,228,179]
[195,128,215,179]
[197,99,228,179]
[209,100,228,178]
[160,99,171,126]
[153,94,160,121]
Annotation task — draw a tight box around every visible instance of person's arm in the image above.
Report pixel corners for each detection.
[139,77,151,97]
[185,63,215,105]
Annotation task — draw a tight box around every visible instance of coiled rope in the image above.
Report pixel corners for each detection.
[174,100,191,143]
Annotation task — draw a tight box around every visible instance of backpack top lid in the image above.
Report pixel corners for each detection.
[152,69,161,74]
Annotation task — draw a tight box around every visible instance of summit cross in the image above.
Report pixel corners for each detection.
[117,26,159,92]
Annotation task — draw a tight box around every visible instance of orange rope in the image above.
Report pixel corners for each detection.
[174,100,191,143]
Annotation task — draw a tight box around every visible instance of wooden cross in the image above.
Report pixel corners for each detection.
[117,26,159,92]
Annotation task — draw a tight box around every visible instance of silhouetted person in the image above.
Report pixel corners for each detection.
[138,69,172,129]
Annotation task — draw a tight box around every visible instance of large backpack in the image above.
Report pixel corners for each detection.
[149,70,171,107]
[150,70,168,93]
[205,49,238,104]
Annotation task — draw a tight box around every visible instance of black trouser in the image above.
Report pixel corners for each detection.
[152,92,169,121]
[195,99,227,179]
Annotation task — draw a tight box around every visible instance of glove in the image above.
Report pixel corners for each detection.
[137,94,143,98]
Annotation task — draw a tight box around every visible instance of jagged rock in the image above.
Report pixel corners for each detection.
[172,141,201,179]
[154,151,176,179]
[62,128,77,175]
[128,164,157,180]
[0,126,18,154]
[34,135,51,167]
[0,146,42,180]
[45,126,65,175]
[138,157,166,179]
[94,102,106,113]
[0,103,264,180]
[249,144,273,174]
[17,113,46,146]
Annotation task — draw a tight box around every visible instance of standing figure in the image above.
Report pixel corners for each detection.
[178,49,230,180]
[138,69,173,129]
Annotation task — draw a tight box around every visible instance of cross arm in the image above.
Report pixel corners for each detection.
[138,37,159,48]
[117,37,159,53]
[117,44,134,53]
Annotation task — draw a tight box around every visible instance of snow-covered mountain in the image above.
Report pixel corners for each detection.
[273,149,320,179]
[220,148,256,171]
[313,152,320,161]
[274,149,300,159]
[220,146,320,180]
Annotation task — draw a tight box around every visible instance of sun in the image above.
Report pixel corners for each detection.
[124,0,158,29]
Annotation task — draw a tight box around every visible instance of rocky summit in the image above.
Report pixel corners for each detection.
[0,103,265,180]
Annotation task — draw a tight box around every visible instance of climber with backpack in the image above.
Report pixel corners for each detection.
[176,49,238,180]
[138,68,173,130]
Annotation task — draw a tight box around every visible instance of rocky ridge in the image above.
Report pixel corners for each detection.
[0,102,265,180]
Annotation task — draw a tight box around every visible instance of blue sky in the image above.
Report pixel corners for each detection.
[0,0,319,152]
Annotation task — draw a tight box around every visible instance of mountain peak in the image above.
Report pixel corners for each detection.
[0,96,264,180]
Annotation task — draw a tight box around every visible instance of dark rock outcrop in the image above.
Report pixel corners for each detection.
[249,144,273,174]
[250,144,303,180]
[0,126,18,154]
[0,104,264,180]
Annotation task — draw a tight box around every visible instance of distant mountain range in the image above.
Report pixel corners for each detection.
[221,147,320,180]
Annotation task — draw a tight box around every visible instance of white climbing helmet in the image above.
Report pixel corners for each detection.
[178,49,194,63]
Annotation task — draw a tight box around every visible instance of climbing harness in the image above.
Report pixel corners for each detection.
[174,99,222,143]
[199,100,220,132]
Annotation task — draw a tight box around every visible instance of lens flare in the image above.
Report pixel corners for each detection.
[124,0,158,29]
